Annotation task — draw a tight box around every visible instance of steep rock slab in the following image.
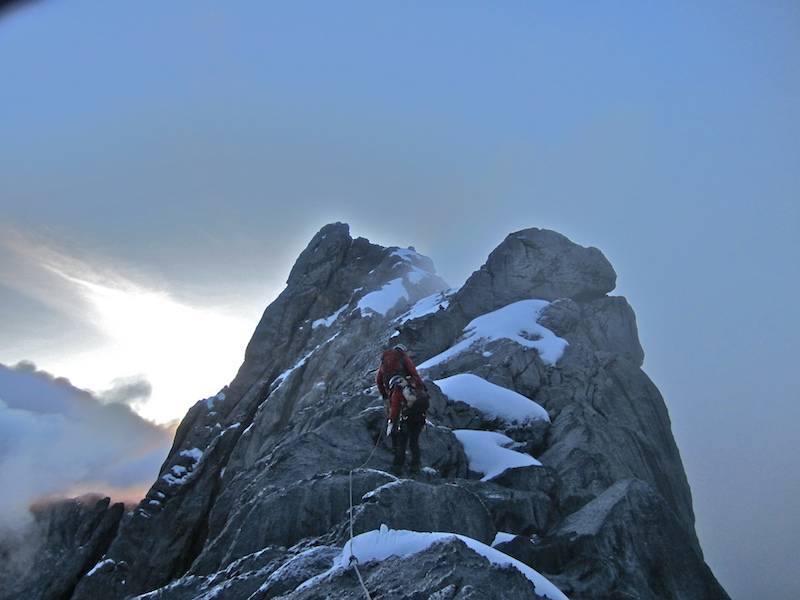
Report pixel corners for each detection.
[457,465,560,536]
[537,302,697,546]
[190,469,394,575]
[231,222,447,401]
[504,479,730,600]
[73,223,449,599]
[193,411,471,575]
[126,546,309,600]
[349,480,496,545]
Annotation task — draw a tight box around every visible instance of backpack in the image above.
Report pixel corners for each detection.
[401,378,429,417]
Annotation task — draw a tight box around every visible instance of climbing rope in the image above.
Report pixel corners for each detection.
[349,553,373,600]
[346,421,385,600]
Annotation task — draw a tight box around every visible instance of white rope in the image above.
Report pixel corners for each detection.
[349,552,373,600]
[346,423,385,600]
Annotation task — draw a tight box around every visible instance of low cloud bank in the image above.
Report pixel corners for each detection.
[0,361,174,530]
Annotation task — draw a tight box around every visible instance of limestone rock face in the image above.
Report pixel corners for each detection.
[5,223,729,600]
[456,228,616,318]
[349,479,496,545]
[503,479,729,600]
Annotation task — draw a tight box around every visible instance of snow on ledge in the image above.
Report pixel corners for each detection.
[395,288,456,325]
[357,278,409,317]
[454,429,541,481]
[418,299,568,369]
[312,304,348,329]
[435,373,549,424]
[300,524,569,600]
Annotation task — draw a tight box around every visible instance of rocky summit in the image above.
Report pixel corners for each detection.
[2,223,730,600]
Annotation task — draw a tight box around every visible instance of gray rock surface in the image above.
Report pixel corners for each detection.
[456,228,617,314]
[3,223,729,600]
[349,479,496,545]
[501,479,729,600]
[0,495,124,600]
[281,537,552,600]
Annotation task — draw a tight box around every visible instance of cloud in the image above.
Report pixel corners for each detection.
[97,375,153,408]
[0,361,174,530]
[0,223,257,424]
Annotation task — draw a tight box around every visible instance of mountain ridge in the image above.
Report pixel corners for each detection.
[2,222,730,600]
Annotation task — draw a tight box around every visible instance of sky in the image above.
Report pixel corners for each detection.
[0,1,798,598]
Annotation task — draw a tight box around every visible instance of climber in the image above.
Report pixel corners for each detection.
[376,344,426,470]
[386,374,428,475]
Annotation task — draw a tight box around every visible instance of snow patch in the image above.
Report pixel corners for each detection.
[180,447,203,462]
[357,278,409,317]
[312,304,348,329]
[86,558,114,577]
[405,267,427,284]
[162,464,189,486]
[418,299,568,369]
[161,447,205,486]
[389,247,432,271]
[201,390,226,410]
[396,289,456,325]
[273,345,320,390]
[362,479,404,501]
[389,247,418,260]
[435,374,549,424]
[453,429,541,481]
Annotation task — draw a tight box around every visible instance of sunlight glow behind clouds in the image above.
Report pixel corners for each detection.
[0,226,257,424]
[60,275,253,423]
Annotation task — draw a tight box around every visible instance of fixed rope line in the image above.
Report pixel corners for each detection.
[347,421,385,600]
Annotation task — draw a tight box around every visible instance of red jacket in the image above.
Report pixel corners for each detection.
[375,348,421,399]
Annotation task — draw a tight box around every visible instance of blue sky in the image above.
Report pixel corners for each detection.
[1,2,798,598]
